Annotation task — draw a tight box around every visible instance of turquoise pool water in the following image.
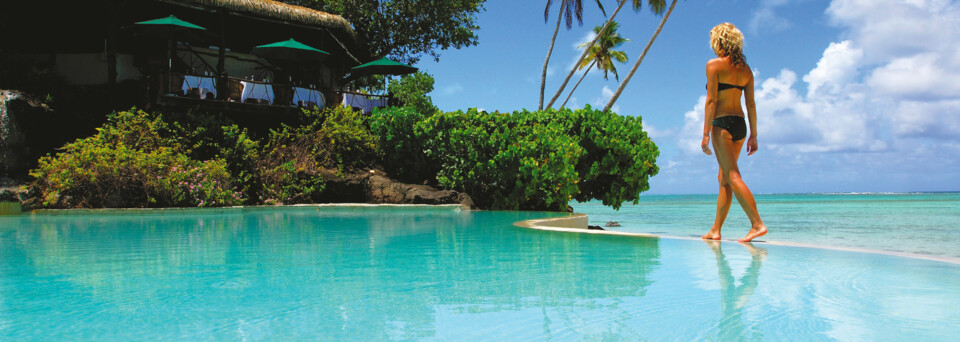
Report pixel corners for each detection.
[2,206,959,340]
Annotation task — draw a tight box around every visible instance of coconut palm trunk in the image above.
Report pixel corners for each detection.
[560,62,595,108]
[544,2,627,110]
[604,0,677,112]
[539,9,565,110]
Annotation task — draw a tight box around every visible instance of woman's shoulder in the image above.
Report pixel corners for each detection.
[707,58,726,67]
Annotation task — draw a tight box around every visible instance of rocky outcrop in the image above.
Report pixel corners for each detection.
[1,89,104,182]
[319,169,474,209]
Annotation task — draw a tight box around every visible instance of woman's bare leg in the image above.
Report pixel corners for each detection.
[710,127,767,242]
[702,171,732,240]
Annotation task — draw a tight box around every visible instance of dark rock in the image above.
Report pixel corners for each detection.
[605,221,621,227]
[319,169,474,208]
[587,225,605,230]
[0,188,17,202]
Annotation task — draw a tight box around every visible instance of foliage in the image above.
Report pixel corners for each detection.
[544,0,606,29]
[291,0,485,65]
[368,106,659,210]
[546,0,668,109]
[415,109,581,211]
[541,0,608,110]
[29,109,242,208]
[580,21,629,81]
[161,110,262,204]
[257,106,379,204]
[218,125,262,204]
[387,72,439,115]
[368,106,431,183]
[28,103,657,211]
[562,106,659,209]
[603,0,675,112]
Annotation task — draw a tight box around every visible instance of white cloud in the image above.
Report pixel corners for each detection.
[867,53,960,99]
[642,123,674,140]
[749,0,792,34]
[893,99,960,139]
[440,83,464,96]
[592,86,621,113]
[803,41,863,97]
[826,0,959,63]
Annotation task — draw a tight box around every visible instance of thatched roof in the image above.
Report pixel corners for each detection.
[165,0,355,36]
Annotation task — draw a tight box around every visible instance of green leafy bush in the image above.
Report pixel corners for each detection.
[369,106,659,211]
[256,106,379,204]
[369,106,432,182]
[218,125,261,204]
[564,106,659,209]
[416,109,582,211]
[29,109,242,208]
[387,72,440,115]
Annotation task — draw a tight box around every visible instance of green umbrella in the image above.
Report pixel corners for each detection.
[252,38,330,62]
[128,15,212,95]
[134,15,206,30]
[350,57,418,76]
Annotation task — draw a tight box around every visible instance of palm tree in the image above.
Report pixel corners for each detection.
[560,21,629,108]
[545,0,667,110]
[604,0,677,112]
[539,0,606,110]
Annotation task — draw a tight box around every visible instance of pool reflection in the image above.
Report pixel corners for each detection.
[0,208,662,340]
[703,240,766,340]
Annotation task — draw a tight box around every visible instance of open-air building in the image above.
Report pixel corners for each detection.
[0,0,402,124]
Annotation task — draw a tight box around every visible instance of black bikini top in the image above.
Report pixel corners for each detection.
[706,82,746,91]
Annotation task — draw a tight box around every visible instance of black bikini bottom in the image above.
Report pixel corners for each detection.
[712,116,747,141]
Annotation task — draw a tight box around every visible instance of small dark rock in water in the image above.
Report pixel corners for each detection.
[587,225,605,230]
[605,221,621,227]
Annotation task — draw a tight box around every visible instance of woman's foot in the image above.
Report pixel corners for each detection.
[738,225,767,242]
[701,229,722,240]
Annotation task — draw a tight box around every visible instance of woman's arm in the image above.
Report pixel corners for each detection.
[702,61,719,155]
[744,71,759,155]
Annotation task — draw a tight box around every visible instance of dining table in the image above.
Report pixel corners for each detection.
[240,80,275,104]
[292,87,324,108]
[181,75,218,99]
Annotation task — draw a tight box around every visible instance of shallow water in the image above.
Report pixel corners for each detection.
[573,192,960,259]
[1,205,959,340]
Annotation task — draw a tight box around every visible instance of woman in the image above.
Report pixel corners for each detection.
[700,23,767,242]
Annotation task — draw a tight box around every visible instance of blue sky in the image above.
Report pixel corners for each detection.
[417,0,960,195]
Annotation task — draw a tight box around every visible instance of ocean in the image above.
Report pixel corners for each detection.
[571,192,960,260]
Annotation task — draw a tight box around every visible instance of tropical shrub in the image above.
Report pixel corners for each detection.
[218,125,261,204]
[256,106,379,204]
[161,110,261,204]
[368,106,659,211]
[29,109,242,208]
[387,72,440,115]
[564,106,659,209]
[416,108,582,211]
[369,106,432,183]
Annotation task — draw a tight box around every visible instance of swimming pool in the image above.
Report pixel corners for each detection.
[2,206,958,340]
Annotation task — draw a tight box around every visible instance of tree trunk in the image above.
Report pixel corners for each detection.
[560,62,595,109]
[539,9,566,110]
[545,1,627,110]
[603,0,677,113]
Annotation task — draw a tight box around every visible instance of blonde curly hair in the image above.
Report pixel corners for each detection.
[710,23,746,66]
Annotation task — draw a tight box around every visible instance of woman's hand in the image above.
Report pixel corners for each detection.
[701,135,712,155]
[747,135,759,155]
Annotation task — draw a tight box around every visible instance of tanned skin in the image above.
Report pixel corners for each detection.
[700,56,767,242]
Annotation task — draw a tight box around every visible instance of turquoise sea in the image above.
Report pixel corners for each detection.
[572,192,960,260]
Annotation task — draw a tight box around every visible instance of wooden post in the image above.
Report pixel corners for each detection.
[217,10,227,101]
